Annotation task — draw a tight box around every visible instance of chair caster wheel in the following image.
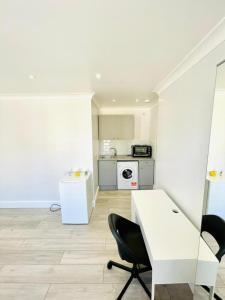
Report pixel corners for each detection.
[107,261,113,269]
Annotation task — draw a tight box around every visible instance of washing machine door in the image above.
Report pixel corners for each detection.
[122,168,133,179]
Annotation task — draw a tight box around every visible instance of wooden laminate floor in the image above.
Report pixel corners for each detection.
[0,190,213,300]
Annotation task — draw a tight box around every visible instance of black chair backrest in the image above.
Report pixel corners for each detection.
[201,214,225,261]
[108,213,139,263]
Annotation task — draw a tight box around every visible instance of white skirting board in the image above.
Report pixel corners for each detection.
[93,186,99,207]
[0,201,60,208]
[0,188,98,209]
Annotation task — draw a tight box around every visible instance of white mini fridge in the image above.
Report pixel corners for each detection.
[59,172,93,224]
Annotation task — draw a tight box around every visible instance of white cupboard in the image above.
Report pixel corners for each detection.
[99,115,134,140]
[59,172,93,224]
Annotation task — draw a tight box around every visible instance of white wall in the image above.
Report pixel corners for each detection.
[207,182,225,218]
[99,107,152,155]
[207,91,225,173]
[155,41,225,228]
[206,85,225,218]
[91,100,99,198]
[0,96,93,208]
[149,104,159,159]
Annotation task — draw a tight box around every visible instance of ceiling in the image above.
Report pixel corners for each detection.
[1,0,225,108]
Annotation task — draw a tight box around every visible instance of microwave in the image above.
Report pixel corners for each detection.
[131,145,152,157]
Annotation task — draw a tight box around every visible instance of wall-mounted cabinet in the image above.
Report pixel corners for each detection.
[99,115,134,140]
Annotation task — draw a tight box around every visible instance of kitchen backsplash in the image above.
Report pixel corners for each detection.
[100,140,149,156]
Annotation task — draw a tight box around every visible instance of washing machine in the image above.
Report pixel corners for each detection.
[117,161,138,190]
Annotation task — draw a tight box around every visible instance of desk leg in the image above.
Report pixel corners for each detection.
[151,282,155,300]
[209,286,215,300]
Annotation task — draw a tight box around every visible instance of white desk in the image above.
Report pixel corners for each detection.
[131,189,218,299]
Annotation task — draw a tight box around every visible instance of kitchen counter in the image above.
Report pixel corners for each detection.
[99,156,154,190]
[98,155,154,161]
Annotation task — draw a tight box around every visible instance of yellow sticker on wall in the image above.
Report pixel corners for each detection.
[209,170,217,177]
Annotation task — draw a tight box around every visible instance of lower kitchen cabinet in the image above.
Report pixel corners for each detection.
[98,158,154,191]
[98,160,117,190]
[139,160,154,190]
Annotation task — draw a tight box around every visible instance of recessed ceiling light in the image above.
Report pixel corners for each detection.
[112,99,116,102]
[135,99,139,103]
[95,73,101,80]
[28,74,35,80]
[144,99,150,103]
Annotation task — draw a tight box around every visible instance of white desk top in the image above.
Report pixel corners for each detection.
[132,189,218,293]
[132,190,200,261]
[132,189,217,264]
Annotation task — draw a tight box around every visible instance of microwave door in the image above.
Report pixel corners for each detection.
[134,146,148,156]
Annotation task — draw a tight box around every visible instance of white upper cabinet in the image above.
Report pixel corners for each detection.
[99,115,134,140]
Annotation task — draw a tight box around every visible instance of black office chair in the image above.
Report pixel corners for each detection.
[201,214,225,300]
[107,213,152,300]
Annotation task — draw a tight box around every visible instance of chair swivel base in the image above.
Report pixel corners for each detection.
[107,260,152,300]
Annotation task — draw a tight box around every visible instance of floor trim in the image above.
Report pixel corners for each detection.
[93,186,99,207]
[0,201,59,208]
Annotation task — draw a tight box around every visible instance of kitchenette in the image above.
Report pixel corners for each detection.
[98,110,155,191]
